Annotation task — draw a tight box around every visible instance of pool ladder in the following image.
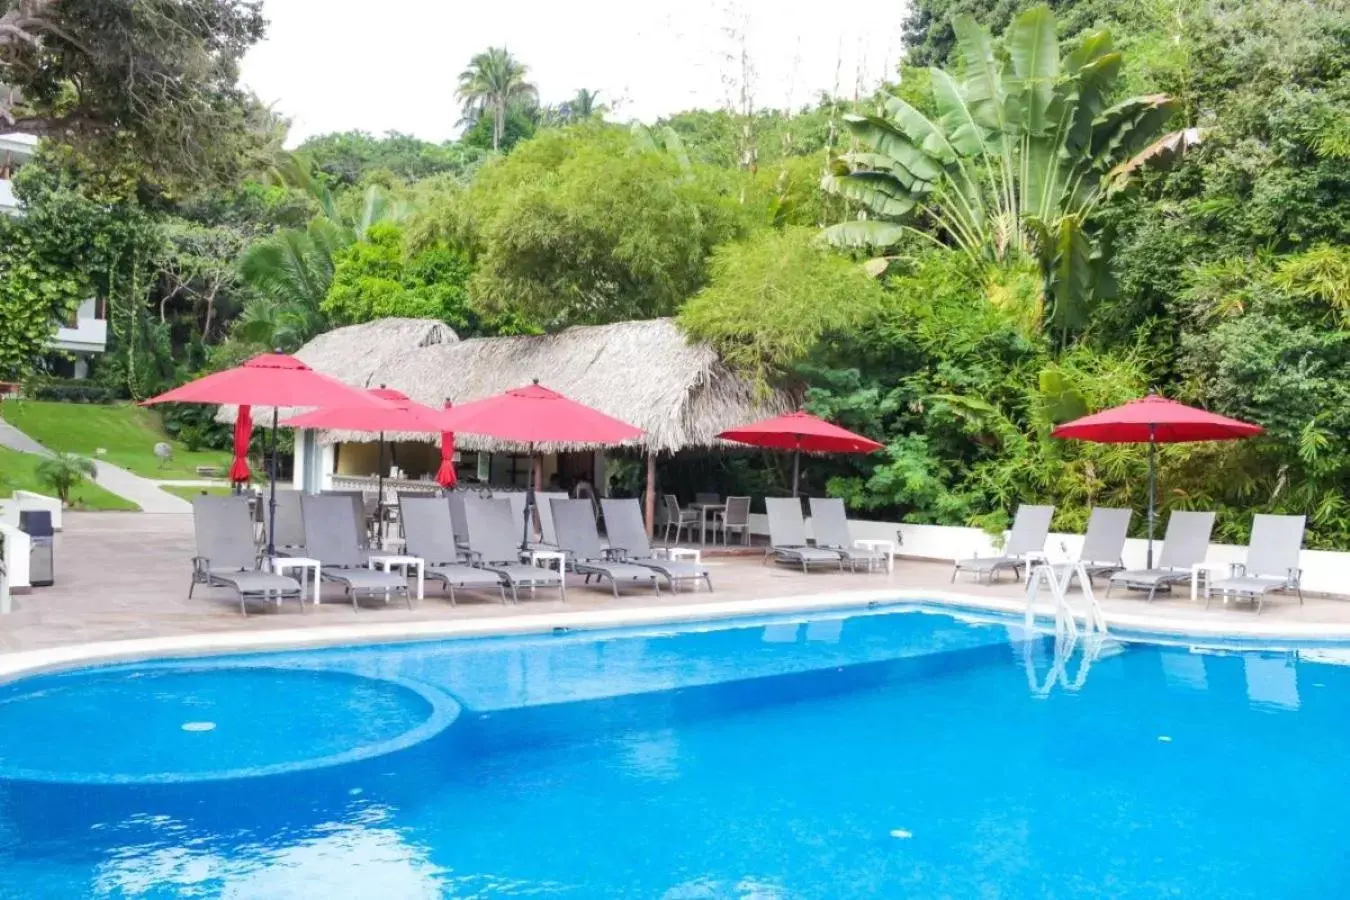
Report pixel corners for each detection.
[1021,561,1113,696]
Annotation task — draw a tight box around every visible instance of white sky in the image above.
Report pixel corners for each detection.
[240,0,910,145]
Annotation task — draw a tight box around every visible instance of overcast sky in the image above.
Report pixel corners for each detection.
[240,0,910,145]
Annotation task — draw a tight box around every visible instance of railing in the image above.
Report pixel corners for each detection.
[1021,560,1113,696]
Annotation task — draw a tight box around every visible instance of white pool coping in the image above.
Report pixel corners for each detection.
[4,588,1350,683]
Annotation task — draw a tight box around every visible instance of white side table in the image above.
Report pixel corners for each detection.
[853,539,895,573]
[652,546,701,564]
[266,556,321,605]
[521,549,566,601]
[1191,561,1229,603]
[368,554,424,602]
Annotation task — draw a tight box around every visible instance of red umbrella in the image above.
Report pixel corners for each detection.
[436,401,458,489]
[229,405,252,485]
[144,352,392,560]
[1051,394,1263,566]
[282,387,447,547]
[435,381,643,547]
[719,411,883,496]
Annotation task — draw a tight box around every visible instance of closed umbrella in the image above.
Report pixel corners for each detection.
[436,401,458,489]
[282,386,447,547]
[1051,394,1262,567]
[144,352,392,561]
[229,405,252,488]
[719,411,883,496]
[435,381,642,548]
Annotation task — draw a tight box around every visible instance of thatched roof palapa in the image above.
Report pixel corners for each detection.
[223,317,794,454]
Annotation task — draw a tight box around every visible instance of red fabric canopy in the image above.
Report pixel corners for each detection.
[1051,395,1263,444]
[718,411,883,453]
[435,382,642,445]
[144,353,390,411]
[229,405,252,483]
[436,401,458,488]
[280,386,444,433]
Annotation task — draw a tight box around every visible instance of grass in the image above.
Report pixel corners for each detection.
[0,446,139,511]
[160,484,233,503]
[0,399,231,480]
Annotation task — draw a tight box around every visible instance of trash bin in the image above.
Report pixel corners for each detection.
[18,510,54,587]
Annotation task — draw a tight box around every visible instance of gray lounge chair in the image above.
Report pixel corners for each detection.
[531,491,569,549]
[1207,514,1306,614]
[552,499,662,597]
[190,495,302,615]
[809,497,886,573]
[301,494,411,610]
[1107,510,1216,601]
[400,496,507,605]
[270,489,307,553]
[1050,507,1132,586]
[764,497,845,572]
[601,498,713,592]
[463,497,565,603]
[951,505,1055,584]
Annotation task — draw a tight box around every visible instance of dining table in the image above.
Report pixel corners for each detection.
[692,502,726,545]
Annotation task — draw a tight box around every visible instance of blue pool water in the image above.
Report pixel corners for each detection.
[1,605,1349,897]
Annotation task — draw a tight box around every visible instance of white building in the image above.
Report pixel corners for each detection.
[1,133,108,378]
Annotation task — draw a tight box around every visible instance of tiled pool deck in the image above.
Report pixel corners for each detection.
[2,512,1348,677]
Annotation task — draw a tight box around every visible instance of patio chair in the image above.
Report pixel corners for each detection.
[462,497,565,603]
[808,497,886,573]
[663,494,700,545]
[551,499,662,597]
[1207,514,1306,614]
[532,491,569,548]
[695,492,721,505]
[716,496,752,546]
[764,497,845,573]
[1106,510,1216,601]
[401,496,507,605]
[503,491,531,544]
[951,505,1055,584]
[601,498,713,592]
[1049,507,1133,586]
[447,491,472,550]
[190,495,302,616]
[269,489,307,553]
[301,494,411,610]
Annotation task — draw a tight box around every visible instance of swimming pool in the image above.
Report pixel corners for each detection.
[1,604,1348,897]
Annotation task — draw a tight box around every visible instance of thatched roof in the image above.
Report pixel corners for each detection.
[225,316,795,454]
[216,318,457,425]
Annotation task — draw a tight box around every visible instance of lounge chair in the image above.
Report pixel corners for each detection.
[400,496,508,605]
[600,498,713,592]
[463,497,565,603]
[1106,510,1216,601]
[808,497,886,573]
[301,493,411,610]
[1050,507,1132,586]
[551,499,662,597]
[531,491,569,549]
[190,495,302,616]
[1207,514,1306,614]
[951,505,1054,584]
[269,489,307,553]
[764,497,845,572]
[503,491,531,544]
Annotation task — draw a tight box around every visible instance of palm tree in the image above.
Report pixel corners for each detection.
[35,454,98,506]
[561,88,606,123]
[457,47,537,151]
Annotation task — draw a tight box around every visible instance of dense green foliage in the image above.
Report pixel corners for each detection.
[34,452,97,505]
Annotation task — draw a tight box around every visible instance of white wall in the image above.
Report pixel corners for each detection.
[0,522,31,596]
[740,513,1350,597]
[1,491,62,531]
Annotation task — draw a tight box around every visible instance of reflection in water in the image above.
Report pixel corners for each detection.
[1244,654,1300,711]
[1160,650,1209,692]
[760,623,801,644]
[804,619,844,644]
[90,805,447,899]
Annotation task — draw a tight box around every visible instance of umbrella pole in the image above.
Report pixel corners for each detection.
[791,447,801,498]
[1147,425,1157,569]
[375,432,385,550]
[522,443,536,551]
[266,408,278,563]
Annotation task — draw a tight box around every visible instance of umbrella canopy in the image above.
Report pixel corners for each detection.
[144,352,393,561]
[436,401,457,489]
[229,405,252,484]
[435,381,643,547]
[1051,395,1262,567]
[719,411,883,496]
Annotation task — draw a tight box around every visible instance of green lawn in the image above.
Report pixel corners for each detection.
[0,446,139,511]
[160,484,233,503]
[0,400,231,480]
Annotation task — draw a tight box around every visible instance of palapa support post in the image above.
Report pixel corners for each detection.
[644,452,657,538]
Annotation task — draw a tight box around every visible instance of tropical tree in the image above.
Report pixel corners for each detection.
[456,48,537,152]
[35,453,98,506]
[560,88,606,123]
[824,5,1197,337]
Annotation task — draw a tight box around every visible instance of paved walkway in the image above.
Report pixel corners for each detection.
[90,461,190,513]
[0,417,51,456]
